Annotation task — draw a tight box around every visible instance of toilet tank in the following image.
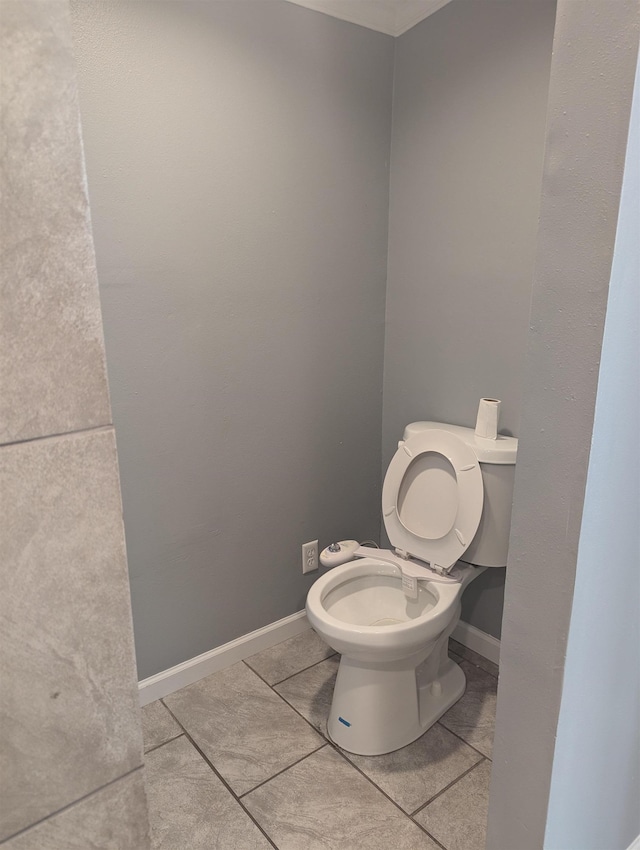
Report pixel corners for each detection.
[402,422,518,568]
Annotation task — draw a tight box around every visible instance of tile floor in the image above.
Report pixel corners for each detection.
[141,631,498,850]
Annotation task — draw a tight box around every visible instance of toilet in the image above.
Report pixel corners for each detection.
[306,420,517,756]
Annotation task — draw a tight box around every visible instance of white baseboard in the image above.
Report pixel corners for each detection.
[139,610,310,706]
[452,620,501,666]
[627,835,640,850]
[139,611,499,706]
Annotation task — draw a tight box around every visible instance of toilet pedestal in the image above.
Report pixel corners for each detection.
[327,617,465,755]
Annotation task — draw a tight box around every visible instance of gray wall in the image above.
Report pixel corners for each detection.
[486,3,639,848]
[544,47,640,850]
[0,0,149,845]
[71,1,394,679]
[383,0,556,636]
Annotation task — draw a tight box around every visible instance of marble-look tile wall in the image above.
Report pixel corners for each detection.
[0,1,149,845]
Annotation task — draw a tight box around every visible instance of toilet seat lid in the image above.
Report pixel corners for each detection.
[382,429,484,571]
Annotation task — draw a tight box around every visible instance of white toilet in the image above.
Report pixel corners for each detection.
[306,420,517,756]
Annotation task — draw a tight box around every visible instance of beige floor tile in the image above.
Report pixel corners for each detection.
[274,655,339,735]
[245,628,335,685]
[163,662,323,795]
[244,746,440,850]
[344,722,483,813]
[415,758,492,850]
[141,701,182,753]
[145,736,271,849]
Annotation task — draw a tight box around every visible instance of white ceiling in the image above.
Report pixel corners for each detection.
[283,0,454,36]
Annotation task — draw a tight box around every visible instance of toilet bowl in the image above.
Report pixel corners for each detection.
[306,420,517,756]
[307,557,477,755]
[307,559,462,662]
[307,555,479,754]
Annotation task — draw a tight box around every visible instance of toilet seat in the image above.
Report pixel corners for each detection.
[382,429,484,572]
[306,558,463,659]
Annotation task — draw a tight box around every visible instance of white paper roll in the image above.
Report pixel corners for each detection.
[475,398,501,440]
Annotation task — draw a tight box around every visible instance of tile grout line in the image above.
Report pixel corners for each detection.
[156,680,448,850]
[0,765,144,846]
[154,658,335,845]
[237,743,329,800]
[253,647,494,765]
[158,698,285,850]
[436,718,493,761]
[240,659,355,798]
[248,649,495,849]
[242,659,334,742]
[249,655,458,850]
[410,756,488,818]
[143,732,185,756]
[0,422,113,450]
[147,645,495,850]
[415,826,448,850]
[255,653,491,784]
[244,650,338,688]
[326,743,450,850]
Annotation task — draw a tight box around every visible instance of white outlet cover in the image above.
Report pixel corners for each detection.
[302,540,319,573]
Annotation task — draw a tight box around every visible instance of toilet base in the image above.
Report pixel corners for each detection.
[327,652,466,756]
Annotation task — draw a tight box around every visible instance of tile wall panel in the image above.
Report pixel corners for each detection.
[2,770,149,850]
[0,0,111,445]
[0,428,143,841]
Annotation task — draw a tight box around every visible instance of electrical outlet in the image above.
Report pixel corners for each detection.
[302,540,318,574]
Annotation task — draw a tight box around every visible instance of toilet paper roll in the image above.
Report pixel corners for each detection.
[475,398,501,440]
